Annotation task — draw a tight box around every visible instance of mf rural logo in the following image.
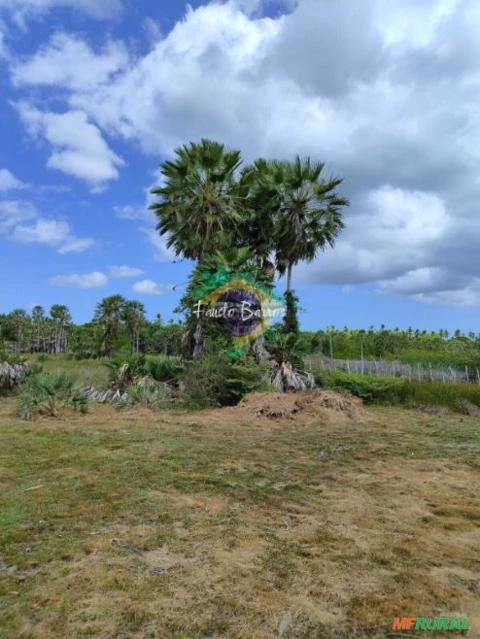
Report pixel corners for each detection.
[192,266,284,357]
[391,613,471,634]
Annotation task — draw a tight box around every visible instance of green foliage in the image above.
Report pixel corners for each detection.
[181,354,263,407]
[265,330,306,370]
[106,353,148,388]
[314,369,480,411]
[0,352,27,365]
[283,291,300,334]
[145,356,183,382]
[17,371,89,420]
[314,370,406,404]
[106,353,183,388]
[124,377,170,408]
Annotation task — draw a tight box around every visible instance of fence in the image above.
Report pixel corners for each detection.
[306,356,480,385]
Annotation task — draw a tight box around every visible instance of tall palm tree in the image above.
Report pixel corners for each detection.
[122,300,146,353]
[270,157,348,332]
[150,139,244,261]
[150,140,246,357]
[94,295,126,357]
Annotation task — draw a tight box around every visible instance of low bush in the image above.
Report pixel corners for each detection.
[106,354,183,389]
[181,354,263,408]
[314,369,480,411]
[314,370,406,404]
[124,376,170,408]
[17,371,89,420]
[145,356,183,383]
[106,353,148,388]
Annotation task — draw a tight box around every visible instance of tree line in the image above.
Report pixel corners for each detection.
[2,299,479,370]
[0,297,183,359]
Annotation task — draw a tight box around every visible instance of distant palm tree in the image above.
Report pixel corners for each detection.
[50,305,72,354]
[122,300,146,353]
[94,295,126,357]
[150,139,244,261]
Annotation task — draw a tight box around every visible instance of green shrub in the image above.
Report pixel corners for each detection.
[314,370,406,404]
[403,380,480,410]
[106,353,147,388]
[37,354,50,362]
[17,371,89,420]
[124,376,170,408]
[181,354,263,408]
[314,369,480,411]
[145,356,183,383]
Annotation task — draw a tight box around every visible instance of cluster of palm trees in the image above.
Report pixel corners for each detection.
[150,140,348,350]
[1,305,72,354]
[94,296,147,357]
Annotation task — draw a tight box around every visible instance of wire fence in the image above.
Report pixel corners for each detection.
[306,356,480,385]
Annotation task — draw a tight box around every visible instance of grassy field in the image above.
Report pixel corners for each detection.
[0,395,479,638]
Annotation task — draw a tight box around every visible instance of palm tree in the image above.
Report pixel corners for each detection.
[122,300,146,353]
[150,140,246,357]
[94,295,126,357]
[31,305,46,352]
[272,157,348,332]
[150,139,244,261]
[50,305,72,354]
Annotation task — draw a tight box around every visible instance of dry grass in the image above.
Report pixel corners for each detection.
[0,393,479,638]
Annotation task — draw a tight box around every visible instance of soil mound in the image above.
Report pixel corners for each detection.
[236,390,363,422]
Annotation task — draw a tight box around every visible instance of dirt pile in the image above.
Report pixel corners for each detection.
[235,390,363,422]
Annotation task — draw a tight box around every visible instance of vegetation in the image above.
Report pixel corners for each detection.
[16,371,89,420]
[0,397,478,638]
[180,354,265,407]
[314,369,480,410]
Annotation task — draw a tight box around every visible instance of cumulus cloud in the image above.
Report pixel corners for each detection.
[10,0,480,304]
[12,33,128,91]
[12,217,95,253]
[0,198,93,253]
[133,279,164,295]
[109,265,144,278]
[0,168,27,191]
[49,271,108,288]
[15,103,123,190]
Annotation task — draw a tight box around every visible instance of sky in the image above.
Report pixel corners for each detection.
[0,0,479,332]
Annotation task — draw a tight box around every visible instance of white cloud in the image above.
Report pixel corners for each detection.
[109,265,144,278]
[133,279,164,295]
[0,199,94,253]
[12,33,128,91]
[16,103,123,190]
[49,271,108,288]
[0,168,27,191]
[10,0,480,305]
[12,217,95,253]
[298,186,451,285]
[58,237,95,254]
[0,199,36,231]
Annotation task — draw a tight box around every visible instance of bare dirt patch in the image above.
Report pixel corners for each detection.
[233,389,364,421]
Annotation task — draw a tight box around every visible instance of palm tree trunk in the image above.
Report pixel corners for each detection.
[193,319,205,359]
[286,262,293,293]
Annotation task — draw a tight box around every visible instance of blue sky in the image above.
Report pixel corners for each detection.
[0,0,479,332]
